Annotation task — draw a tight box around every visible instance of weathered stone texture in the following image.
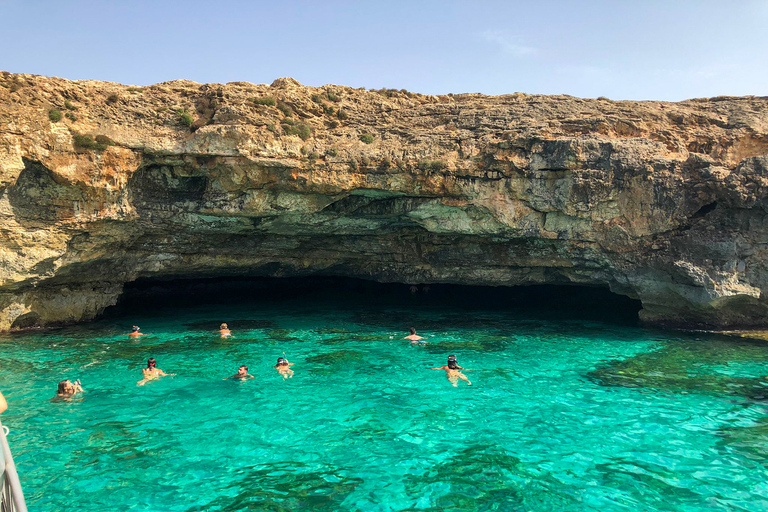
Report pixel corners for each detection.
[1,72,767,329]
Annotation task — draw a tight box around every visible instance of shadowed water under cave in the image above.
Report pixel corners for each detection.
[2,277,768,512]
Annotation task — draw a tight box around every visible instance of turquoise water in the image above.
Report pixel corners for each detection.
[2,291,768,512]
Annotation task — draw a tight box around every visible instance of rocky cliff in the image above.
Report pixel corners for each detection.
[1,72,767,330]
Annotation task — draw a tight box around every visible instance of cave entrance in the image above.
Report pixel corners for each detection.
[106,276,642,325]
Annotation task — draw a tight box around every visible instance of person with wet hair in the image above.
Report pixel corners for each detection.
[274,354,294,379]
[431,354,472,387]
[218,323,232,338]
[404,327,426,344]
[224,365,254,380]
[137,357,175,386]
[55,379,84,399]
[126,325,147,338]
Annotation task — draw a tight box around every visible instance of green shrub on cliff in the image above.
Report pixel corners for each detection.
[277,103,293,117]
[359,134,374,144]
[336,109,348,120]
[177,109,194,127]
[64,100,78,111]
[253,96,277,106]
[281,121,311,141]
[73,133,114,151]
[326,91,340,102]
[49,109,62,122]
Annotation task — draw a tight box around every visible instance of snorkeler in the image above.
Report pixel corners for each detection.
[218,323,232,338]
[274,353,294,379]
[137,357,175,386]
[431,355,472,387]
[126,325,147,338]
[55,379,84,399]
[224,365,254,380]
[404,327,426,343]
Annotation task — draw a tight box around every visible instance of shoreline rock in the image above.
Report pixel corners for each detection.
[1,72,767,330]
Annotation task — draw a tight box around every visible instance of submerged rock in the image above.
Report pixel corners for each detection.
[1,72,768,329]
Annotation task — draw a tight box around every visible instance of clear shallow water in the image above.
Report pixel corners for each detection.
[2,293,768,512]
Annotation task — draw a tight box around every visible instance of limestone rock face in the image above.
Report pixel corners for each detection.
[1,72,768,329]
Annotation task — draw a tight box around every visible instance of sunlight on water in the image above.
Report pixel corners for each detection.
[2,293,768,512]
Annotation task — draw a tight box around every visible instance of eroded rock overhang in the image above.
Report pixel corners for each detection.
[1,72,767,330]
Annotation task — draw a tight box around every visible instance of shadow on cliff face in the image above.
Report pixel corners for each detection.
[106,276,642,326]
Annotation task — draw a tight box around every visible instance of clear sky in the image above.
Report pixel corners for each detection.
[1,0,767,101]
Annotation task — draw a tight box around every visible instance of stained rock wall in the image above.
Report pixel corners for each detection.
[1,72,767,330]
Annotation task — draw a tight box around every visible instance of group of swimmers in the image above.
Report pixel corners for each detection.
[54,324,472,398]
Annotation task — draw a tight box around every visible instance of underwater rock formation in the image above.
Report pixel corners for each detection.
[1,72,767,330]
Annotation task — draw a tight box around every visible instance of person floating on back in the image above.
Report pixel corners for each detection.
[54,379,84,400]
[404,327,426,344]
[224,365,254,380]
[274,353,294,379]
[137,357,175,386]
[218,323,232,338]
[431,355,472,387]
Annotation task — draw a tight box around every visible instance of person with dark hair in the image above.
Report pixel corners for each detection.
[224,365,254,380]
[274,354,294,379]
[431,355,472,387]
[55,379,84,399]
[404,327,426,344]
[137,357,175,386]
[126,325,147,338]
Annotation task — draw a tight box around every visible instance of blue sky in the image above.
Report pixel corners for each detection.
[1,0,767,101]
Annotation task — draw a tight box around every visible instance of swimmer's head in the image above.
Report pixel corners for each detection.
[147,357,157,368]
[220,323,228,329]
[277,357,286,365]
[410,327,416,335]
[57,379,71,394]
[132,325,140,332]
[447,354,458,369]
[238,365,248,373]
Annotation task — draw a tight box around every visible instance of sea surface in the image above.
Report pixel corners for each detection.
[2,287,768,512]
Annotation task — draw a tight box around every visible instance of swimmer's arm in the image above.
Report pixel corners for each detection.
[0,392,7,414]
[430,366,447,370]
[157,369,175,377]
[247,374,255,379]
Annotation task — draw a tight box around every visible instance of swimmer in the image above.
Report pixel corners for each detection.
[224,365,254,380]
[137,357,175,386]
[218,323,232,338]
[404,327,426,344]
[0,391,7,413]
[126,325,147,338]
[55,379,84,399]
[431,354,472,387]
[274,353,294,379]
